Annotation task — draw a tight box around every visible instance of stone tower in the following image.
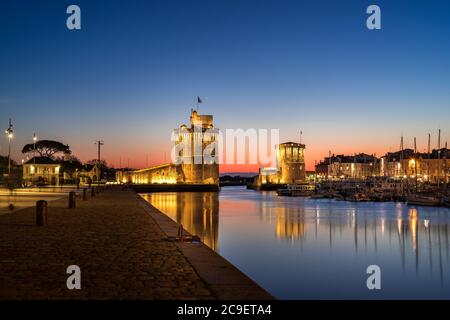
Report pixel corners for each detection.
[175,109,219,184]
[277,142,306,183]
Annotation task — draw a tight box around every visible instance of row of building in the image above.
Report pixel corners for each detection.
[21,151,101,186]
[315,149,450,182]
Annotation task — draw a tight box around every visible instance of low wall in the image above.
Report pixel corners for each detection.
[130,183,220,193]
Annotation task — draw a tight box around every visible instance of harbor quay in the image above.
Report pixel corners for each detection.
[0,187,273,300]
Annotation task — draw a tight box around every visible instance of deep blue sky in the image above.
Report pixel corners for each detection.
[0,0,449,170]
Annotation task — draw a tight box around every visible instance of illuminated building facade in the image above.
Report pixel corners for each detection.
[22,157,61,185]
[117,109,219,185]
[315,149,450,183]
[255,142,306,186]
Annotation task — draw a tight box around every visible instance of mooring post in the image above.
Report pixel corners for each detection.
[83,188,88,200]
[91,187,96,197]
[69,191,76,209]
[36,200,48,226]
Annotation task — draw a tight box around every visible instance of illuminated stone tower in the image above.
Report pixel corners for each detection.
[175,109,219,184]
[277,142,306,183]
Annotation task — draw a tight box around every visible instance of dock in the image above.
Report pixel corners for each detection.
[0,187,273,300]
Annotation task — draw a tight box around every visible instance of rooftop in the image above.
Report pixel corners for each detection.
[24,157,58,165]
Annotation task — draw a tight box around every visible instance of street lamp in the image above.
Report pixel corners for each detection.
[32,133,37,185]
[5,118,13,175]
[33,133,37,161]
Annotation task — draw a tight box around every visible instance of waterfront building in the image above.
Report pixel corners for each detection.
[315,153,379,180]
[117,109,219,185]
[315,149,450,183]
[380,148,450,183]
[254,142,306,187]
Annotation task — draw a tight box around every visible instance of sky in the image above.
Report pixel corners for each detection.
[0,0,449,172]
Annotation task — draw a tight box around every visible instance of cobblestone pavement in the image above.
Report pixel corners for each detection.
[0,188,215,299]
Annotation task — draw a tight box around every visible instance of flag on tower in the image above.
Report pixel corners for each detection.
[197,96,203,104]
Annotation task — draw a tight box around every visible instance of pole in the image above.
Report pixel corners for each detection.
[8,135,11,174]
[414,137,417,193]
[6,118,13,175]
[445,141,448,186]
[438,129,441,188]
[428,133,431,181]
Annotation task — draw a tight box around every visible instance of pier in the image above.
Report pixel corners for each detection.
[0,187,272,299]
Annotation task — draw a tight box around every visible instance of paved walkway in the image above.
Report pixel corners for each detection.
[0,187,273,300]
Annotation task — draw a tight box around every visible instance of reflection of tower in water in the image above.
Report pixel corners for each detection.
[274,207,306,242]
[148,192,219,251]
[260,205,307,242]
[176,193,219,251]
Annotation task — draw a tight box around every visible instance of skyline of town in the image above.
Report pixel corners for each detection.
[1,112,447,173]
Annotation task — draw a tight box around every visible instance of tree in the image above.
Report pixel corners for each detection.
[55,154,81,163]
[22,140,70,158]
[86,159,108,169]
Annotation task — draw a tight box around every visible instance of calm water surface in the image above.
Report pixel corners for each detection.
[141,186,450,299]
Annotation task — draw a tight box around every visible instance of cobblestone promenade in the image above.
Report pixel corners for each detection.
[0,187,273,300]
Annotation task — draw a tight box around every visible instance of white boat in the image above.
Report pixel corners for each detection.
[334,194,345,201]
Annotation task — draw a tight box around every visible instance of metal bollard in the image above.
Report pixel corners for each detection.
[36,200,48,226]
[83,188,88,201]
[69,191,76,209]
[91,187,96,197]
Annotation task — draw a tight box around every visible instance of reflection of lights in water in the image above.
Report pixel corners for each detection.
[145,193,219,251]
[424,219,429,228]
[397,218,402,234]
[275,208,306,242]
[381,217,385,235]
[409,208,418,251]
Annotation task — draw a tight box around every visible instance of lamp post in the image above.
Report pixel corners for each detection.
[33,133,37,159]
[5,119,13,175]
[32,133,37,185]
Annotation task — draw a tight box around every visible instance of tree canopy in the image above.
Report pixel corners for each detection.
[86,159,108,169]
[0,155,17,167]
[21,140,70,158]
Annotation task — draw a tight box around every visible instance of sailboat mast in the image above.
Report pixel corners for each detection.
[445,141,448,188]
[428,133,431,181]
[414,137,418,192]
[438,129,441,188]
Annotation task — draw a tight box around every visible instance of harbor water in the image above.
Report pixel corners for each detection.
[141,186,450,299]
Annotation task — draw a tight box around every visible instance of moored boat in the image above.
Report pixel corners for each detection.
[407,195,443,207]
[444,196,450,208]
[276,184,315,197]
[346,192,370,202]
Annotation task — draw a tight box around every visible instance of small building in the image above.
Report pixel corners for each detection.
[22,157,61,185]
[78,163,101,184]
